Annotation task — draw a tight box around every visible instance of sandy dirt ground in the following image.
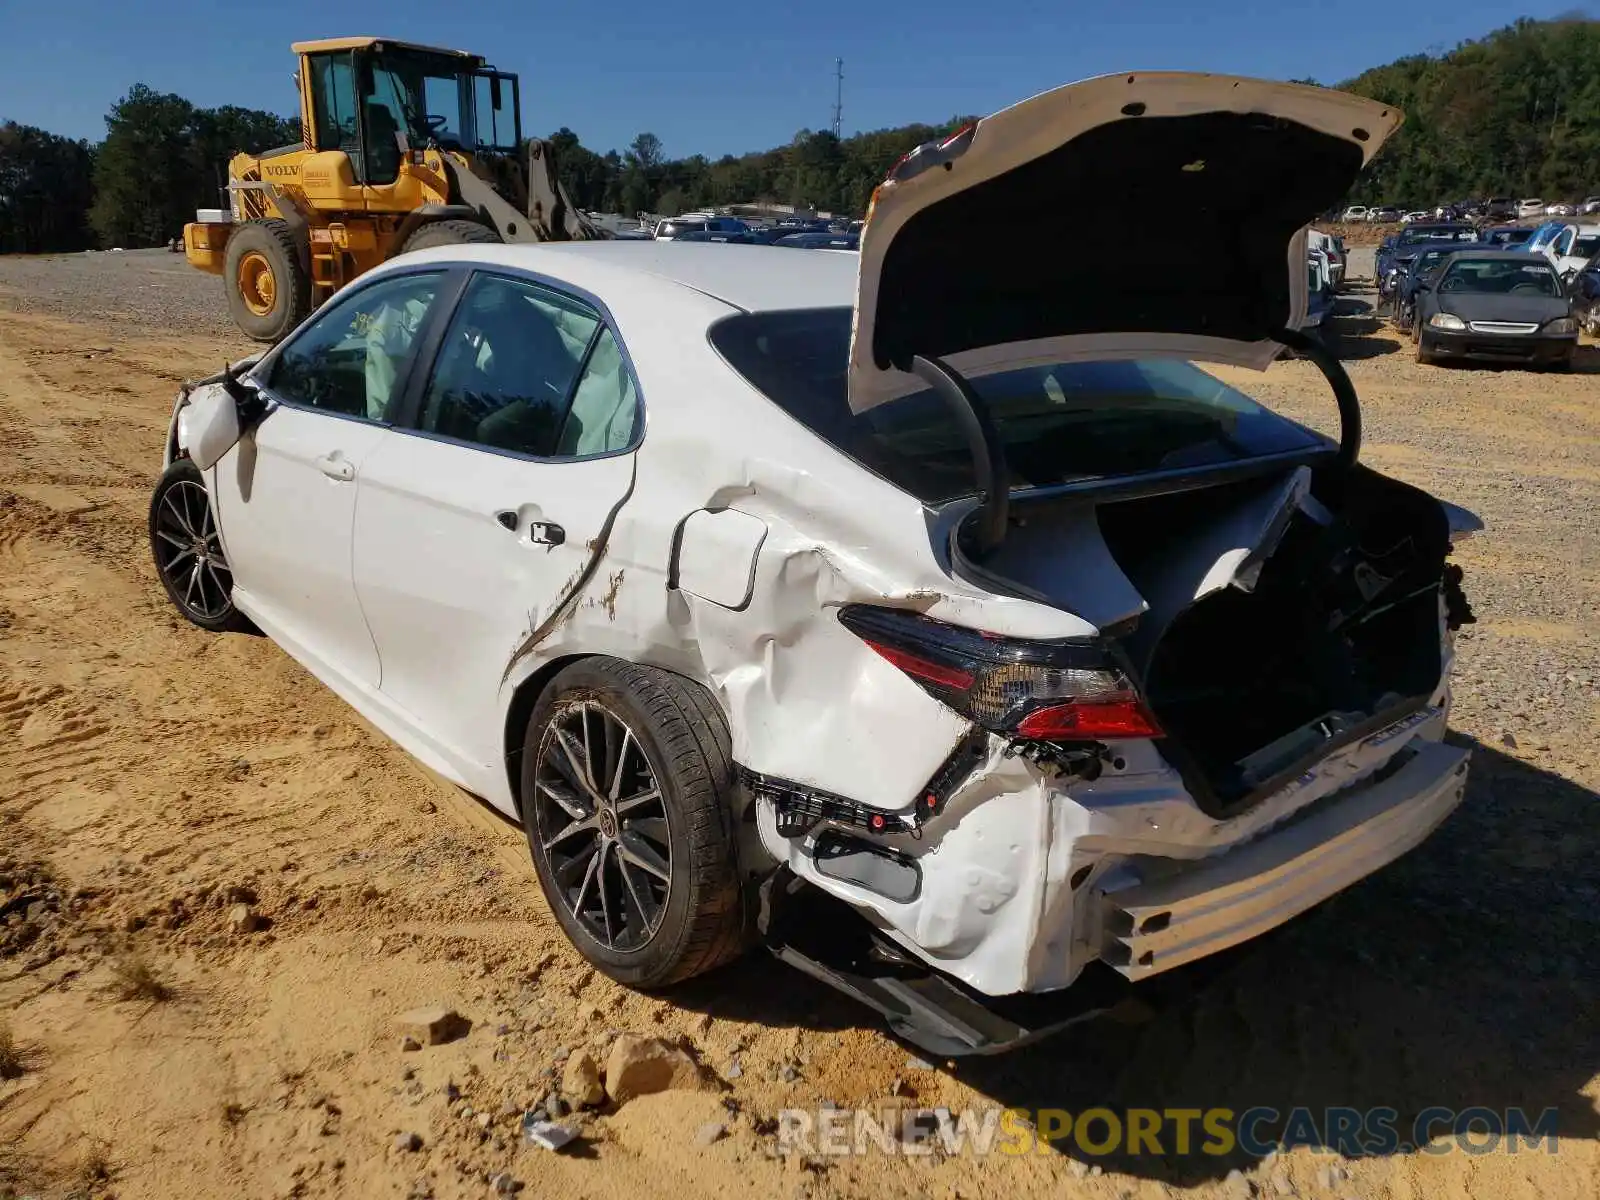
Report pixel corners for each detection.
[1,253,1598,1200]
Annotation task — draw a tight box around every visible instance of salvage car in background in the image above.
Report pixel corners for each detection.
[1395,242,1489,332]
[148,73,1479,1054]
[1378,223,1477,308]
[1307,228,1345,289]
[1413,250,1578,369]
[1542,223,1600,283]
[1571,254,1600,336]
[1480,226,1535,249]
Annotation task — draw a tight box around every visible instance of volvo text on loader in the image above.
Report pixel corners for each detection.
[184,36,605,342]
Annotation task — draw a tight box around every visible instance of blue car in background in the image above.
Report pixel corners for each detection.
[1377,223,1478,304]
[1480,226,1536,249]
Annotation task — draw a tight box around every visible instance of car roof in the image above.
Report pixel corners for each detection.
[1433,248,1545,261]
[392,240,857,313]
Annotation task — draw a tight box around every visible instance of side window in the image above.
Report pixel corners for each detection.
[310,53,360,161]
[557,328,639,456]
[419,274,600,457]
[267,272,442,420]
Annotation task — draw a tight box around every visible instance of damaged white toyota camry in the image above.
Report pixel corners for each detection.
[151,73,1480,1054]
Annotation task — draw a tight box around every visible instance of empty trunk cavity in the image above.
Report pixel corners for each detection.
[956,464,1454,816]
[1102,465,1452,812]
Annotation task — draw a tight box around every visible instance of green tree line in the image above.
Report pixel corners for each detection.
[1339,15,1600,203]
[3,16,1597,253]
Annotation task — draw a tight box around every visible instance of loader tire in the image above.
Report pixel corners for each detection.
[400,219,503,254]
[224,219,311,344]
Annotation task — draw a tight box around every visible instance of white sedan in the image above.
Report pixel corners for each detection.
[151,72,1480,1054]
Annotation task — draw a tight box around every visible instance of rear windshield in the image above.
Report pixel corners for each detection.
[709,308,1326,505]
[1440,259,1561,296]
[1573,235,1600,258]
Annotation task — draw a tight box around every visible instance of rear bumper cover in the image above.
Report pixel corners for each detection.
[1099,740,1469,980]
[762,699,1466,996]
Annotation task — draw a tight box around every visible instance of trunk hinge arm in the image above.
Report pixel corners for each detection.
[907,354,1010,559]
[1272,327,1361,468]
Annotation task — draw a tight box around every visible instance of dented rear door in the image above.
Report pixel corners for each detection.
[350,271,638,804]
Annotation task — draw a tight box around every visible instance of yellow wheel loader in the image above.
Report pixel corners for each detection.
[184,36,605,342]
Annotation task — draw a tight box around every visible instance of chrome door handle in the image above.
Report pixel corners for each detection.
[315,454,355,482]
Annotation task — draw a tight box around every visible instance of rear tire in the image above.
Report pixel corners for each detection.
[521,658,747,989]
[400,219,503,254]
[224,219,311,344]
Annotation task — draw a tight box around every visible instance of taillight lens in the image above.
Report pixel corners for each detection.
[838,604,1162,740]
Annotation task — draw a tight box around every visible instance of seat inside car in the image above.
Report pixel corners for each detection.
[426,285,582,454]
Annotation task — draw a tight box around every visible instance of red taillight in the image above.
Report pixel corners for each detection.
[862,641,975,691]
[839,604,1161,743]
[1015,696,1163,740]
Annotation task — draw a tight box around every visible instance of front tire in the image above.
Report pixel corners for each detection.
[1415,331,1434,365]
[224,219,311,344]
[521,659,746,988]
[149,460,252,633]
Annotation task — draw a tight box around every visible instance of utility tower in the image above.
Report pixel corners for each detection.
[832,58,844,139]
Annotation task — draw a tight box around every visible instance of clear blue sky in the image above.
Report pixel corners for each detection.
[0,1,1583,157]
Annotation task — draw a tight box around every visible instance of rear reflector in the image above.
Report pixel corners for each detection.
[1015,696,1163,740]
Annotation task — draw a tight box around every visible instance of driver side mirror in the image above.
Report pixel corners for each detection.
[179,360,269,471]
[223,359,270,428]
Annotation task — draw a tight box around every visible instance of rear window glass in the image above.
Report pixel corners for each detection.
[709,308,1326,505]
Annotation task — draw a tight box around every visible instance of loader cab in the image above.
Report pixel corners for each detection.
[296,37,521,190]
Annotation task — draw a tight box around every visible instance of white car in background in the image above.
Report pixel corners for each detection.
[1518,198,1547,218]
[1542,223,1600,281]
[150,72,1479,1054]
[1306,228,1345,289]
[1341,205,1369,222]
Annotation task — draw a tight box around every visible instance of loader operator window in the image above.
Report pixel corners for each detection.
[309,53,361,165]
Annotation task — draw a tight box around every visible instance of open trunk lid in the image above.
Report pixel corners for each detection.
[847,72,1402,413]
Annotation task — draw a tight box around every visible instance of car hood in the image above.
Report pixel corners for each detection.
[847,72,1402,413]
[1437,292,1569,323]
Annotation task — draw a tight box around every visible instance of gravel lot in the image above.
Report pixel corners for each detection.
[0,246,1596,1200]
[0,247,241,339]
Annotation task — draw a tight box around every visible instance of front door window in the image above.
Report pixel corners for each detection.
[268,272,443,421]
